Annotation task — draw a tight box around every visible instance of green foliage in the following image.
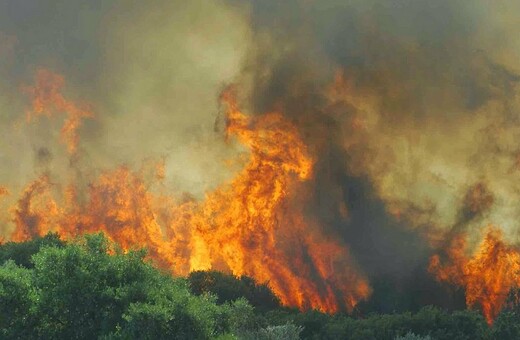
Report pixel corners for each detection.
[292,310,331,339]
[0,261,37,339]
[4,234,520,340]
[489,311,520,339]
[395,331,432,340]
[238,323,303,340]
[0,233,255,339]
[112,301,206,339]
[265,306,489,340]
[31,234,154,338]
[188,270,281,312]
[228,298,261,334]
[489,289,520,339]
[0,232,64,268]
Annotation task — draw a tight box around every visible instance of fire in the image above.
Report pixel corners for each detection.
[429,227,520,324]
[22,69,93,155]
[8,71,370,313]
[11,175,58,241]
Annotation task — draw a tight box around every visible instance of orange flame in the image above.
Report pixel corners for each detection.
[22,69,93,155]
[429,227,520,324]
[9,74,370,313]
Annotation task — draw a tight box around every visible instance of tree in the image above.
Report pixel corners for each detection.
[0,233,251,339]
[489,289,520,339]
[0,261,37,339]
[188,271,281,311]
[395,332,432,340]
[0,232,64,268]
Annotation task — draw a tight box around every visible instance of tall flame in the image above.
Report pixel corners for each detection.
[8,71,370,313]
[429,227,520,324]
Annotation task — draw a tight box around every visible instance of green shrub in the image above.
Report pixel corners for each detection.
[395,331,432,340]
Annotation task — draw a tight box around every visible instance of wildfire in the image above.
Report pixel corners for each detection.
[8,70,370,313]
[429,227,520,324]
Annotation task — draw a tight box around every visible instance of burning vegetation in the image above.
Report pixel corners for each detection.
[430,228,520,325]
[8,71,370,314]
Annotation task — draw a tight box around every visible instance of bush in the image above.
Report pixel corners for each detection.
[238,323,303,340]
[0,261,36,339]
[1,233,516,340]
[0,233,249,339]
[0,232,64,268]
[188,270,281,312]
[395,332,432,340]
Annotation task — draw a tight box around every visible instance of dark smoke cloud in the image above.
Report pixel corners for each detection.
[233,0,520,310]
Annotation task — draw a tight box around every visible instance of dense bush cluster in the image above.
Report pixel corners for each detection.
[188,270,281,312]
[0,233,519,339]
[0,234,263,339]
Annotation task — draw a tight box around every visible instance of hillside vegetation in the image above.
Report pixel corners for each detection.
[0,233,518,339]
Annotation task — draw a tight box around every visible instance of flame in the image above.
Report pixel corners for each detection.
[11,175,60,242]
[429,227,520,324]
[8,74,370,313]
[22,69,93,155]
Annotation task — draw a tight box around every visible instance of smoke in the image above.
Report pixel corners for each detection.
[230,0,520,311]
[91,0,253,196]
[0,0,252,235]
[235,0,520,236]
